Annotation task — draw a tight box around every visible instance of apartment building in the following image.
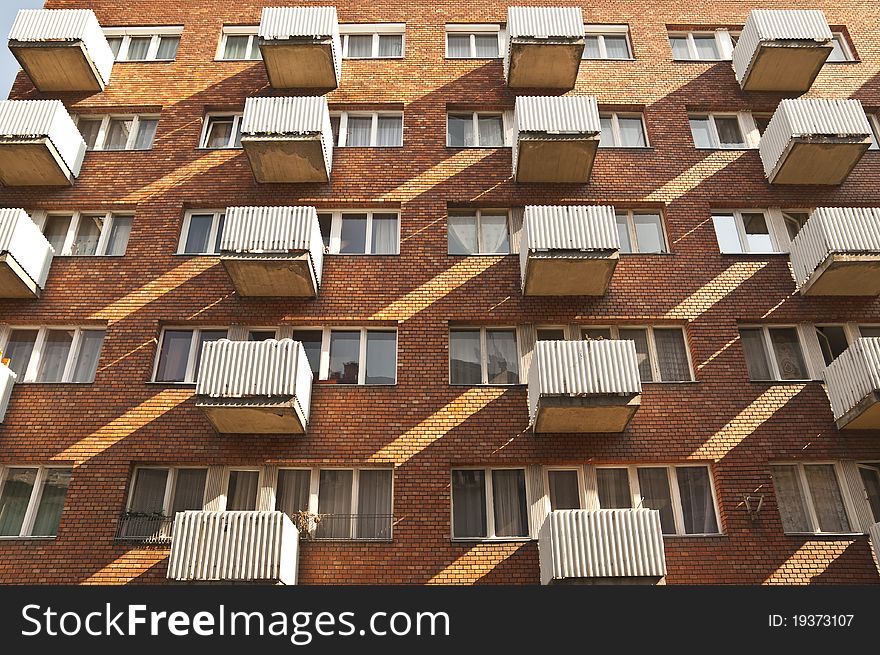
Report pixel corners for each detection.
[0,1,878,585]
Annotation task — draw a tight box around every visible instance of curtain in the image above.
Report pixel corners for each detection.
[78,119,102,149]
[206,120,233,148]
[224,35,248,59]
[479,213,509,254]
[669,37,691,60]
[125,36,151,60]
[4,330,38,379]
[376,116,402,147]
[714,116,744,146]
[446,34,470,58]
[597,468,631,509]
[71,330,106,383]
[226,471,259,511]
[276,470,311,516]
[346,117,372,146]
[155,330,192,382]
[447,115,474,147]
[365,331,396,384]
[449,330,481,384]
[478,116,504,146]
[771,466,810,533]
[378,35,402,57]
[617,117,646,147]
[473,34,498,57]
[548,471,580,510]
[615,213,632,253]
[370,214,398,254]
[676,467,718,534]
[632,213,666,253]
[328,330,360,383]
[604,35,630,59]
[492,470,528,537]
[347,34,372,57]
[184,214,214,253]
[619,329,652,382]
[689,117,713,148]
[357,470,393,539]
[35,330,74,382]
[0,468,36,536]
[599,116,614,146]
[452,470,486,538]
[769,328,808,380]
[170,469,207,514]
[804,465,850,532]
[653,328,690,381]
[31,468,72,536]
[105,216,133,256]
[339,213,367,253]
[636,468,675,534]
[71,216,102,256]
[135,119,158,150]
[584,35,601,58]
[693,35,720,59]
[156,36,180,60]
[486,329,519,384]
[448,214,478,254]
[739,328,772,380]
[317,470,353,538]
[127,468,168,539]
[105,119,133,150]
[43,215,72,253]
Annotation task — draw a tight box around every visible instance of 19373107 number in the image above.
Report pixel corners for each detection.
[769,614,854,628]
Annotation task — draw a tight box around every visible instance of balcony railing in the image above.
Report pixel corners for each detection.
[520,204,619,296]
[258,6,341,89]
[0,364,15,424]
[8,9,114,92]
[732,9,833,92]
[504,7,585,90]
[759,98,872,185]
[303,514,395,541]
[789,207,880,296]
[824,337,880,430]
[538,509,667,585]
[114,512,175,545]
[0,208,55,298]
[513,95,601,183]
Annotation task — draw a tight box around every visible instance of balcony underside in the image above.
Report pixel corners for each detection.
[799,253,880,296]
[0,254,40,298]
[221,253,317,297]
[836,390,880,431]
[507,40,584,89]
[260,39,337,89]
[9,41,104,92]
[768,137,870,185]
[547,575,664,585]
[515,136,598,183]
[242,136,328,183]
[0,138,75,186]
[197,396,307,434]
[741,41,832,92]
[534,393,640,433]
[523,252,618,296]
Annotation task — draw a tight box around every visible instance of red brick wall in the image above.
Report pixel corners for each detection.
[1,0,879,584]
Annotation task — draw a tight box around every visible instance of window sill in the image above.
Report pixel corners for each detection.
[693,147,757,152]
[748,379,820,385]
[0,536,56,541]
[598,146,654,151]
[449,383,525,388]
[719,252,789,257]
[451,537,532,543]
[316,381,398,387]
[87,148,156,153]
[146,381,196,386]
[583,57,636,62]
[445,145,509,150]
[114,59,177,64]
[344,56,405,61]
[662,532,725,539]
[672,58,731,63]
[213,58,262,63]
[619,251,674,256]
[824,60,860,65]
[195,147,243,152]
[10,381,95,386]
[445,57,502,61]
[782,532,865,538]
[53,255,126,259]
[447,252,510,257]
[642,380,698,385]
[337,146,404,149]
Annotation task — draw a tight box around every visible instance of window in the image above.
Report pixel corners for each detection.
[0,327,105,383]
[815,325,852,366]
[445,25,501,58]
[0,466,72,538]
[340,24,404,58]
[35,212,132,256]
[858,463,880,523]
[689,113,757,149]
[153,328,228,383]
[316,211,400,254]
[447,210,510,255]
[753,113,772,136]
[711,210,776,254]
[328,112,403,147]
[287,328,396,385]
[451,468,529,540]
[292,329,322,380]
[547,469,582,510]
[868,115,880,151]
[583,25,633,60]
[596,465,720,535]
[104,27,182,61]
[772,464,854,534]
[218,26,261,60]
[225,470,259,511]
[782,210,811,241]
[579,326,692,382]
[178,210,225,255]
[599,113,648,148]
[860,325,880,338]
[447,112,507,147]
[75,115,159,151]
[449,328,519,385]
[200,114,243,149]
[536,327,567,341]
[615,210,667,253]
[668,30,732,61]
[125,467,207,517]
[827,33,855,62]
[739,326,810,382]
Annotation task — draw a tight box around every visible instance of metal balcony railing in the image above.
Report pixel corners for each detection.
[296,513,395,541]
[114,512,175,545]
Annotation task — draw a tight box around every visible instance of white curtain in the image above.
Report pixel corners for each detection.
[452,470,486,537]
[769,328,808,380]
[346,117,372,146]
[478,116,504,146]
[317,470,353,538]
[276,470,311,516]
[357,470,393,538]
[485,329,519,384]
[347,34,372,57]
[804,465,850,532]
[492,470,528,537]
[448,214,477,254]
[479,213,509,253]
[224,35,248,59]
[370,214,398,254]
[71,330,106,383]
[676,467,718,534]
[226,471,258,511]
[548,471,580,510]
[636,468,675,534]
[473,34,498,57]
[597,468,631,509]
[653,328,690,381]
[447,34,470,58]
[378,35,402,57]
[36,331,74,383]
[771,466,810,533]
[170,469,207,514]
[376,116,402,146]
[740,328,772,380]
[125,37,151,60]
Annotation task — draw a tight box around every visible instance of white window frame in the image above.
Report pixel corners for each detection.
[669,30,734,61]
[771,462,860,535]
[221,467,264,511]
[447,208,511,255]
[712,209,783,254]
[0,465,73,538]
[103,26,183,61]
[738,325,818,382]
[583,24,633,60]
[339,23,405,59]
[216,25,261,61]
[446,111,511,148]
[177,210,225,255]
[31,210,133,257]
[868,114,880,150]
[74,114,159,151]
[599,112,649,148]
[125,466,209,515]
[827,32,855,63]
[329,111,404,147]
[543,466,587,510]
[318,210,401,255]
[593,464,722,536]
[0,326,106,384]
[448,326,522,386]
[450,466,531,541]
[579,325,694,383]
[615,209,669,254]
[151,327,228,384]
[199,113,244,150]
[535,326,570,341]
[689,112,759,149]
[315,327,398,385]
[444,24,504,59]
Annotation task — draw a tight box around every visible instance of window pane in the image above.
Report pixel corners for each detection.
[597,468,632,509]
[376,116,402,147]
[816,326,850,366]
[43,215,72,253]
[0,468,36,536]
[339,213,368,254]
[205,119,233,148]
[155,330,193,382]
[292,330,322,381]
[129,468,168,514]
[771,465,810,533]
[742,213,773,252]
[479,213,509,254]
[617,117,646,147]
[448,214,478,254]
[615,213,632,253]
[583,328,613,340]
[317,213,332,249]
[276,469,311,516]
[712,213,742,253]
[739,328,772,380]
[345,116,373,147]
[768,327,808,380]
[599,116,614,147]
[156,36,180,60]
[754,114,772,135]
[492,470,528,537]
[804,465,850,532]
[448,114,474,147]
[226,471,259,511]
[858,465,880,523]
[328,330,361,383]
[104,119,133,150]
[633,213,666,253]
[170,469,207,514]
[193,330,227,379]
[783,212,809,241]
[714,117,745,146]
[584,35,601,59]
[71,330,105,383]
[134,118,158,149]
[248,330,276,342]
[676,467,718,534]
[486,329,519,384]
[450,329,482,384]
[347,34,373,57]
[474,34,499,57]
[107,37,123,58]
[35,329,74,382]
[860,326,880,338]
[370,213,398,254]
[548,470,580,510]
[827,36,848,62]
[637,468,675,534]
[378,34,402,57]
[248,38,261,60]
[183,214,214,253]
[357,470,393,539]
[77,119,102,149]
[604,35,630,58]
[125,37,151,60]
[31,468,72,536]
[317,469,353,539]
[3,329,38,378]
[477,115,504,146]
[669,36,691,59]
[693,35,720,59]
[536,328,566,341]
[447,34,471,58]
[71,215,103,256]
[689,117,713,148]
[105,216,133,256]
[365,331,396,384]
[619,328,652,381]
[452,469,487,538]
[223,35,249,59]
[654,328,690,381]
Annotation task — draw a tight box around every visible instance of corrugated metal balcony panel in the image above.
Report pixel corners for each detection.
[824,337,880,422]
[514,95,601,134]
[259,6,339,40]
[0,100,87,180]
[523,205,618,251]
[0,208,54,293]
[0,365,16,424]
[258,7,342,88]
[8,9,114,89]
[506,7,585,39]
[869,522,880,572]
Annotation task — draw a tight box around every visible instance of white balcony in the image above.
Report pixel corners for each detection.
[733,9,833,93]
[520,204,618,296]
[241,96,333,183]
[528,340,641,433]
[8,9,114,92]
[0,100,86,186]
[0,364,15,424]
[759,99,872,185]
[258,6,341,89]
[195,339,313,434]
[220,206,324,297]
[513,95,601,183]
[824,337,880,430]
[789,207,880,296]
[0,209,54,298]
[167,511,299,585]
[539,510,666,585]
[870,522,880,573]
[504,7,585,90]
